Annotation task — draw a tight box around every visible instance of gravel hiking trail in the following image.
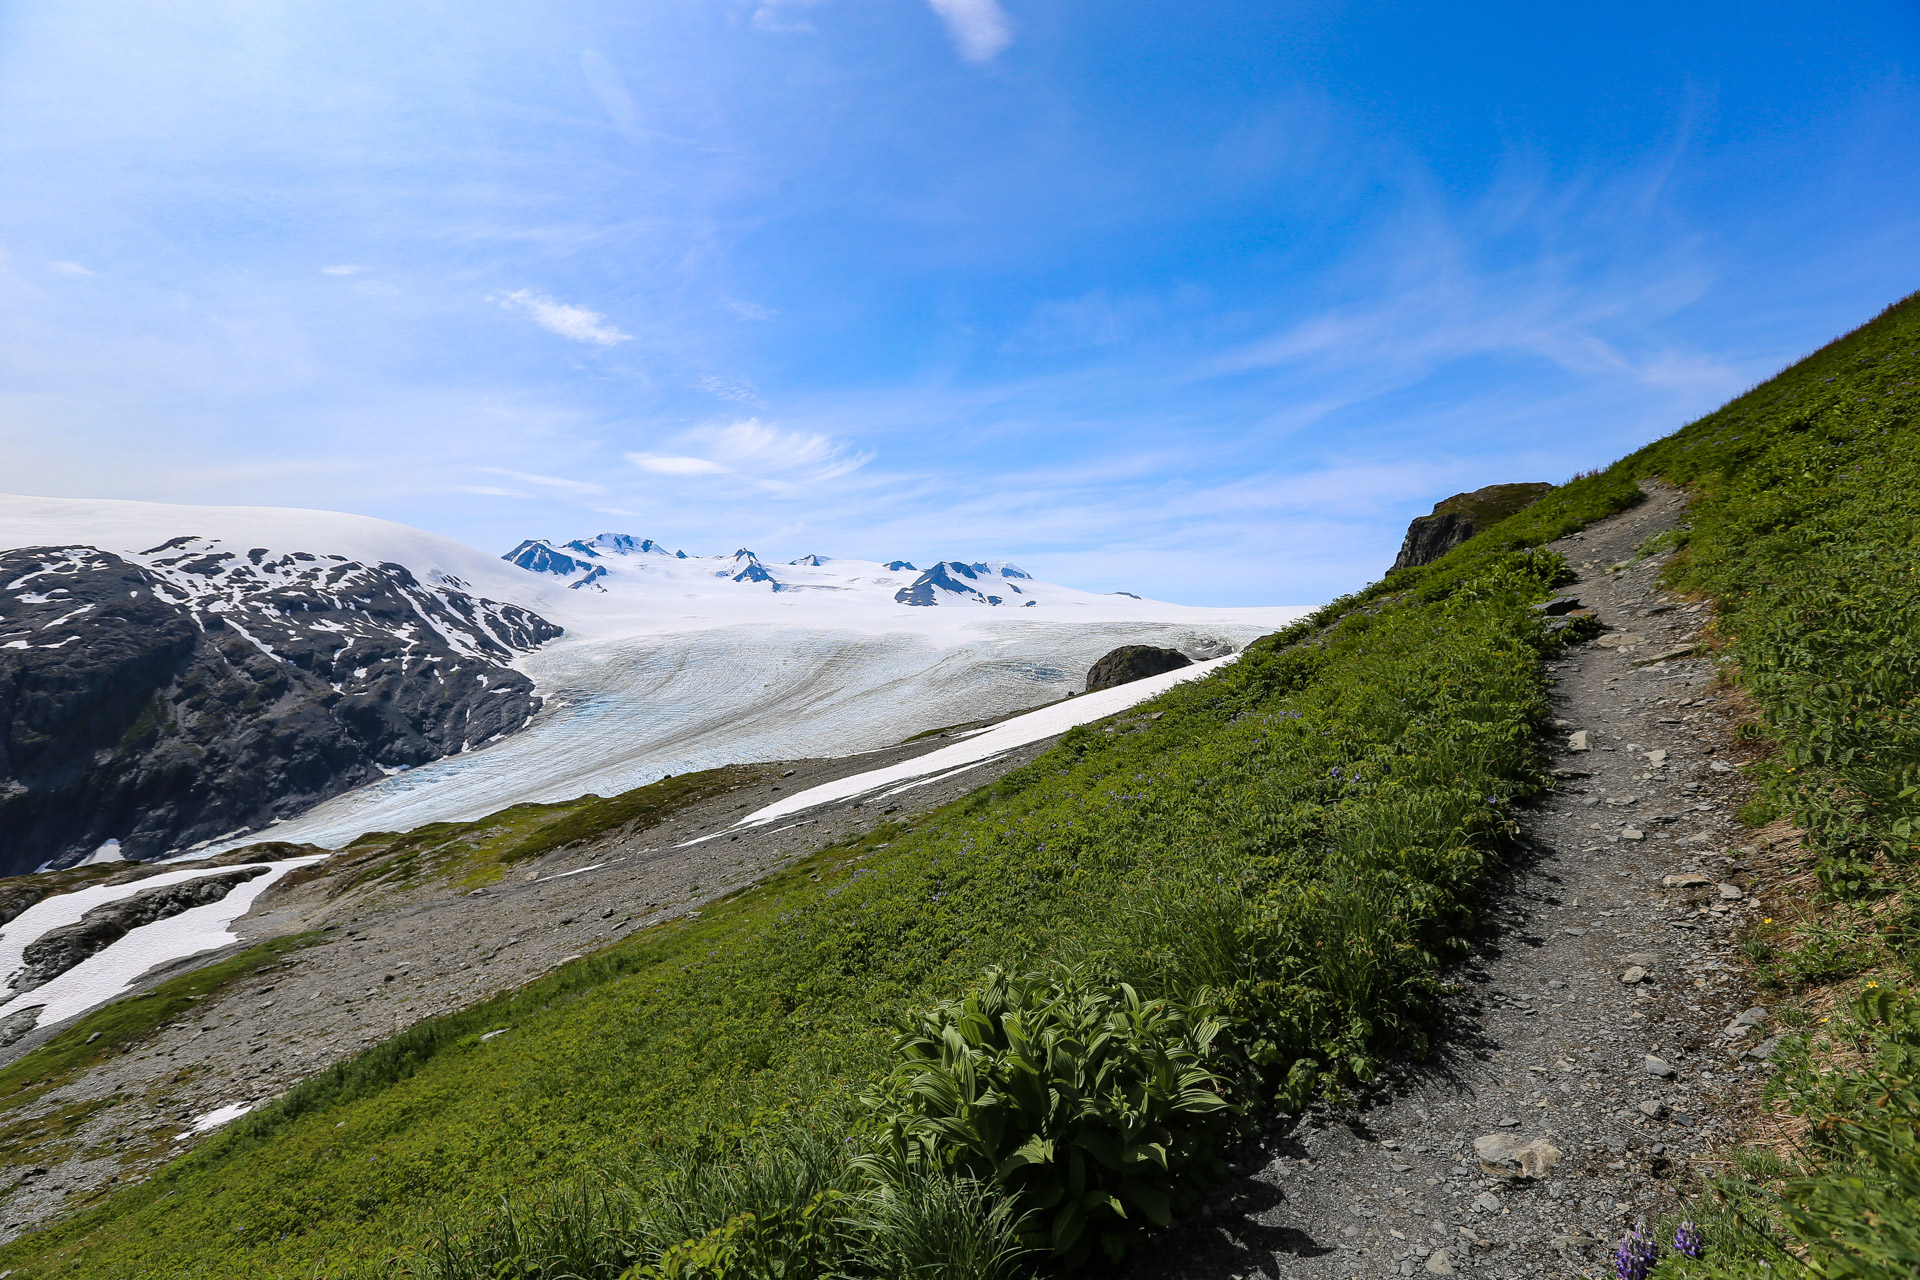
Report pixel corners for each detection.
[1133,482,1774,1279]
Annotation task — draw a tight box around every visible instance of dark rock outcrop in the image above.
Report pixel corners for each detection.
[10,866,271,993]
[894,561,1030,606]
[1391,482,1555,571]
[0,543,560,873]
[1084,645,1193,693]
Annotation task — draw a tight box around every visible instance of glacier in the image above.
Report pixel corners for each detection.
[1,494,1312,855]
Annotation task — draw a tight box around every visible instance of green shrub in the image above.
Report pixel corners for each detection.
[859,966,1231,1268]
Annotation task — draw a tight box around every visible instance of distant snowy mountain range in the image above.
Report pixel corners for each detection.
[500,532,1116,609]
[0,494,1311,869]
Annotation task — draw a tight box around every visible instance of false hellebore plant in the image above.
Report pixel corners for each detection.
[857,965,1233,1268]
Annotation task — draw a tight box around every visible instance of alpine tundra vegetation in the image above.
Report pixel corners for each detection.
[2,293,1919,1278]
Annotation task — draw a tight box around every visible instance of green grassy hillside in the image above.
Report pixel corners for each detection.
[5,290,1917,1279]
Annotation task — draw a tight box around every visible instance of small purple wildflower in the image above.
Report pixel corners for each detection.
[1674,1220,1704,1259]
[1615,1230,1660,1280]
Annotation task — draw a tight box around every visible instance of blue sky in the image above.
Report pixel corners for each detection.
[1,1,1915,604]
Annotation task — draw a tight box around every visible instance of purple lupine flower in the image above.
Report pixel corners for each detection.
[1674,1220,1704,1259]
[1615,1230,1660,1280]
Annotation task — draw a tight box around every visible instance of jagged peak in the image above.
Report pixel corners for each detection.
[503,539,584,577]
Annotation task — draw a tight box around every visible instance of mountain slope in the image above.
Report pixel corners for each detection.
[0,496,571,871]
[7,292,1914,1279]
[0,538,557,871]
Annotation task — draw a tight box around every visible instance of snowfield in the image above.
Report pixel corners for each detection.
[1,493,1311,854]
[0,857,326,1031]
[729,652,1240,829]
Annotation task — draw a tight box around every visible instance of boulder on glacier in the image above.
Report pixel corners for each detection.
[1084,645,1193,693]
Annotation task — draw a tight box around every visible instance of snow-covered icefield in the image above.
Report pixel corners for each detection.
[1,493,1312,853]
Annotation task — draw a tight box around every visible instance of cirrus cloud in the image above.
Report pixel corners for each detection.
[626,418,874,491]
[492,289,632,346]
[628,453,731,476]
[926,0,1012,63]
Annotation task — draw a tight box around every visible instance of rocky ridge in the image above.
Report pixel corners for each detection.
[1084,644,1194,693]
[0,540,559,872]
[1392,484,1556,571]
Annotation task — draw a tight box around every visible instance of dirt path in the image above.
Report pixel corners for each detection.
[1135,483,1772,1279]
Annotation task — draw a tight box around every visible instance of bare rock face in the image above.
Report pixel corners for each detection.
[0,543,561,873]
[1391,482,1555,571]
[1084,645,1193,693]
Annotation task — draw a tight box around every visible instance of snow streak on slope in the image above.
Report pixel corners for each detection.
[0,858,324,1030]
[732,653,1237,827]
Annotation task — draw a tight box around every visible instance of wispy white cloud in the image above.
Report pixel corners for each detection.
[579,50,639,130]
[724,297,778,321]
[695,417,874,484]
[320,264,363,276]
[628,452,731,476]
[926,0,1012,62]
[47,260,92,275]
[492,289,632,346]
[697,374,760,402]
[479,466,606,495]
[1206,171,1733,404]
[626,418,873,490]
[752,2,817,34]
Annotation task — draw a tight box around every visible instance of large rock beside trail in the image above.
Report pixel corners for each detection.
[1391,482,1555,570]
[1473,1133,1561,1179]
[1084,645,1193,693]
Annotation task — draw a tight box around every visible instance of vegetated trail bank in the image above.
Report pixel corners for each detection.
[1133,482,1777,1277]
